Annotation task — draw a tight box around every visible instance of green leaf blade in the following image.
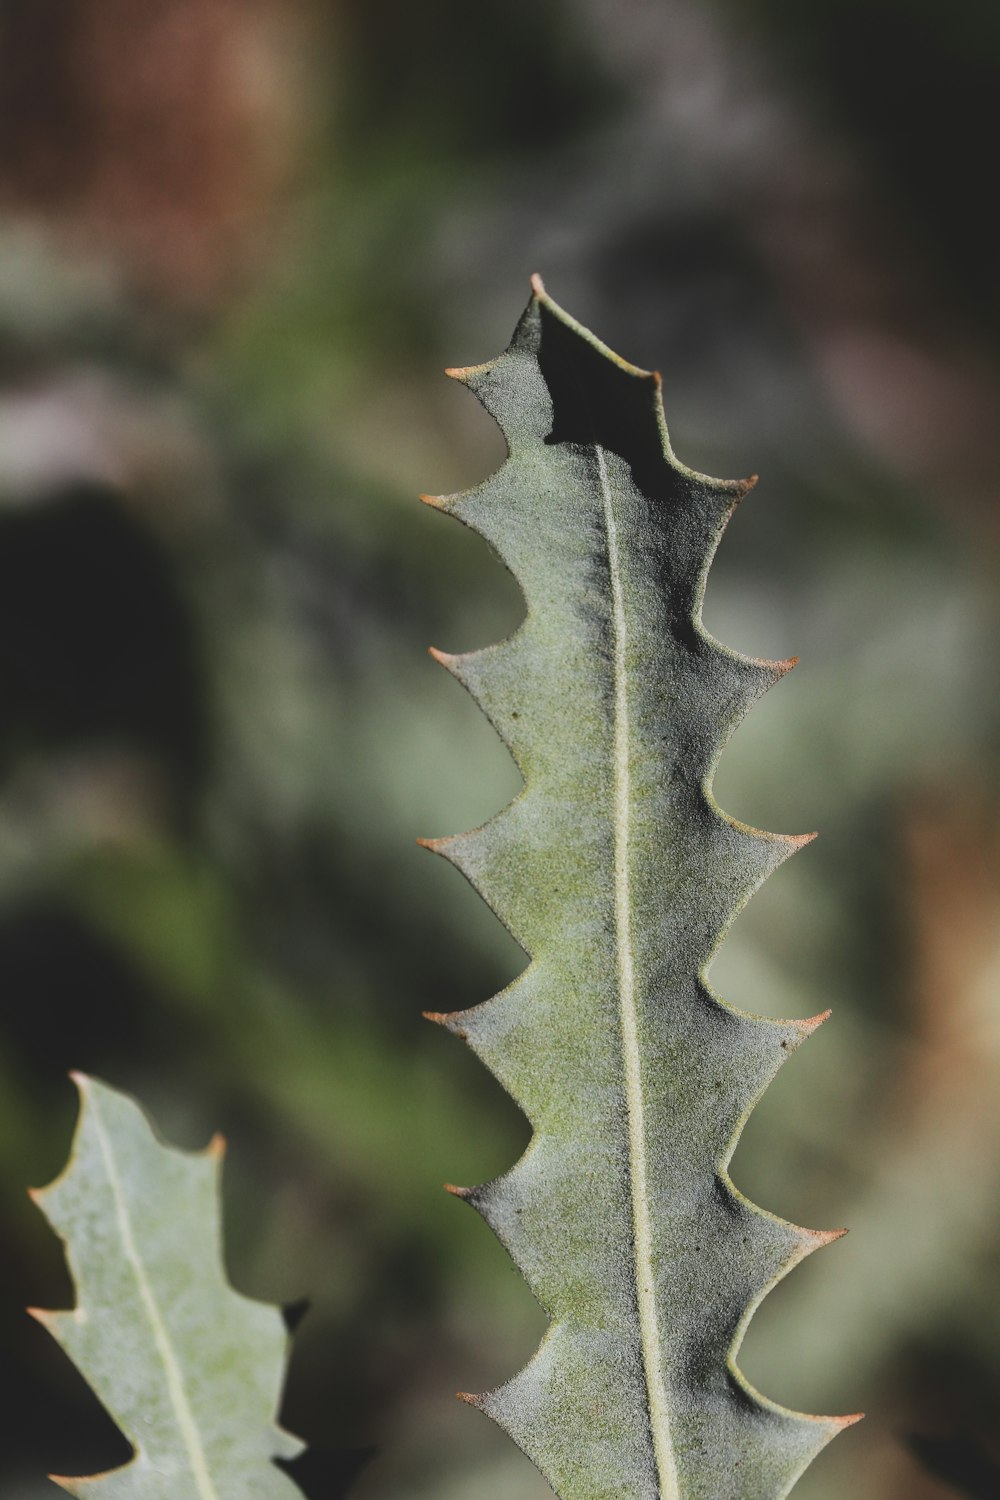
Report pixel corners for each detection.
[428,280,858,1500]
[31,1076,302,1498]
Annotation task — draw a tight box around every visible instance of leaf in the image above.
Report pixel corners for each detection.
[422,276,859,1500]
[29,1074,305,1498]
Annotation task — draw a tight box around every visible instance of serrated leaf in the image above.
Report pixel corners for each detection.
[424,277,858,1500]
[30,1075,304,1498]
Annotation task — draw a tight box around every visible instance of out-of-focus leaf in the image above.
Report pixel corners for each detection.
[30,1075,304,1497]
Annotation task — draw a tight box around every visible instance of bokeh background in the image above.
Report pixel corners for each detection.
[1,2,998,1497]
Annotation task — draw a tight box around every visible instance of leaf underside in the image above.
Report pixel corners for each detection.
[31,1075,303,1498]
[424,278,857,1500]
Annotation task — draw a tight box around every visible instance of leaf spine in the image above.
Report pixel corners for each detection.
[415,835,452,854]
[418,491,463,512]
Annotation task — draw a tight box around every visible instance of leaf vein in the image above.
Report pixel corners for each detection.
[598,442,680,1500]
[88,1087,218,1500]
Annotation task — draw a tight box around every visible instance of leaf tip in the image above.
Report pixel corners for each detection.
[428,645,454,667]
[444,363,495,386]
[205,1132,226,1161]
[753,653,799,679]
[423,1008,466,1032]
[444,1182,474,1200]
[26,1305,51,1328]
[792,1222,847,1254]
[418,491,449,511]
[529,271,546,300]
[793,1007,832,1039]
[416,834,452,855]
[457,1389,483,1407]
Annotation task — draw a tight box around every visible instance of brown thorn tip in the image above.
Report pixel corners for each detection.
[457,1390,480,1406]
[444,1182,471,1199]
[68,1070,88,1089]
[838,1412,865,1430]
[26,1307,50,1325]
[810,1225,848,1248]
[206,1133,226,1160]
[422,1010,450,1025]
[418,492,445,510]
[793,1008,832,1036]
[530,272,546,298]
[789,830,818,849]
[428,646,452,666]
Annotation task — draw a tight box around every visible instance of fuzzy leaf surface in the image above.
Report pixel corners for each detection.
[31,1075,303,1498]
[425,278,855,1500]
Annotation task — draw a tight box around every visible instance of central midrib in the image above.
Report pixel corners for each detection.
[89,1089,218,1500]
[596,443,680,1500]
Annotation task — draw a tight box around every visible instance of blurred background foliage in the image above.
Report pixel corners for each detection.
[0,1,998,1496]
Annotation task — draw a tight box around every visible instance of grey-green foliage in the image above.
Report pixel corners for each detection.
[423,277,858,1500]
[30,1076,303,1498]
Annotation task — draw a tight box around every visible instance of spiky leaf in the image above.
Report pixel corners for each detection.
[423,277,857,1500]
[30,1075,303,1498]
